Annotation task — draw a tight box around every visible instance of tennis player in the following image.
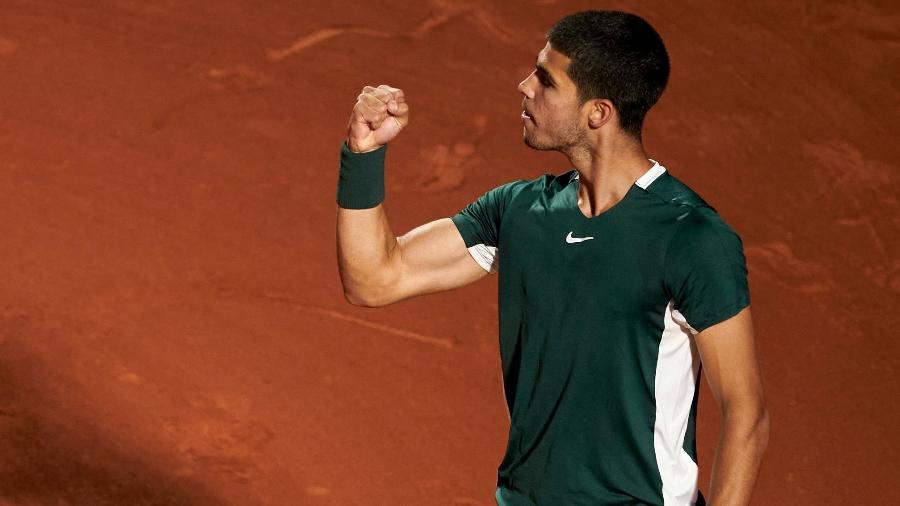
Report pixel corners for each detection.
[336,10,768,505]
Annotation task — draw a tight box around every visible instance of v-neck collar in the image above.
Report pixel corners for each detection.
[568,159,668,220]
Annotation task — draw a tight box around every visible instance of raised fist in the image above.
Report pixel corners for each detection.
[346,85,409,153]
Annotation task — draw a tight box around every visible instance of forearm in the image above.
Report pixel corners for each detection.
[337,204,400,306]
[707,409,770,505]
[337,84,412,306]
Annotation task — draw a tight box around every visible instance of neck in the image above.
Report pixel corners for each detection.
[566,133,652,217]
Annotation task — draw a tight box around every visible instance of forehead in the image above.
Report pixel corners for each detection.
[537,42,571,75]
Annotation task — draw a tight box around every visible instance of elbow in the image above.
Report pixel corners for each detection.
[338,266,402,307]
[722,401,770,453]
[343,290,380,307]
[757,408,771,453]
[740,405,771,455]
[342,286,394,308]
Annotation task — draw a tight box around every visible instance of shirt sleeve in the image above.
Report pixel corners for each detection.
[450,180,524,274]
[663,207,751,334]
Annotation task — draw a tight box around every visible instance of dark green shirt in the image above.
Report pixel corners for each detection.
[451,162,750,506]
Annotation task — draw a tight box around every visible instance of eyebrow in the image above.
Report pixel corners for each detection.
[535,56,557,86]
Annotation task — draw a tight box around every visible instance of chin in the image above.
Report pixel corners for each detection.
[523,134,556,151]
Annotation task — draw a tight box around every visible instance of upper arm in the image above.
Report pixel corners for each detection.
[388,217,490,303]
[359,180,519,306]
[695,306,766,417]
[664,207,764,414]
[664,208,750,334]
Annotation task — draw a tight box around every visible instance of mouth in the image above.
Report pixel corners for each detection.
[521,110,534,122]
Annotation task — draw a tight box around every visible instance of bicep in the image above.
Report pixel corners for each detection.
[390,217,489,302]
[695,306,766,415]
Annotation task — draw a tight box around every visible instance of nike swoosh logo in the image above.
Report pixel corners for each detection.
[566,231,594,243]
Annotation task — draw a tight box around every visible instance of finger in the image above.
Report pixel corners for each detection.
[355,103,387,130]
[354,106,384,129]
[392,101,409,118]
[361,87,394,107]
[387,106,409,125]
[358,93,388,116]
[374,87,405,115]
[361,85,389,101]
[368,85,405,111]
[359,91,387,109]
[377,85,405,103]
[355,99,386,124]
[361,86,405,114]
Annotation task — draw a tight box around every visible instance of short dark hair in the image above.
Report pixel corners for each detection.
[547,10,670,139]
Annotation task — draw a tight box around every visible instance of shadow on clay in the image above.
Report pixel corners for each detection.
[0,311,225,506]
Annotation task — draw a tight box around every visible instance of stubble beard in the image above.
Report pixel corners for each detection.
[523,119,584,153]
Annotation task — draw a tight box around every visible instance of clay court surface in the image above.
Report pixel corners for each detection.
[1,1,897,504]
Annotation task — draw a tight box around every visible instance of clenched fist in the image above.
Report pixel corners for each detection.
[346,85,409,153]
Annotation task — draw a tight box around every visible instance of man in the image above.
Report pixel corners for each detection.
[336,10,768,506]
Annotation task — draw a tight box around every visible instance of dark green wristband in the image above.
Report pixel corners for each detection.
[337,142,387,209]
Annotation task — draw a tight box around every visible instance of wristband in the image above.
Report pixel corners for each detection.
[337,141,387,209]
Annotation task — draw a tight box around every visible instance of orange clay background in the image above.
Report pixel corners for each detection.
[1,1,897,505]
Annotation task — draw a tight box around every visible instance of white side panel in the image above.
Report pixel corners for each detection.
[467,244,499,273]
[654,300,703,505]
[672,309,699,335]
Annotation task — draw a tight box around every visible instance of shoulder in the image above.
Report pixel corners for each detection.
[651,171,745,262]
[644,169,742,242]
[517,169,578,198]
[644,170,712,210]
[664,204,747,289]
[667,206,745,265]
[508,170,575,193]
[482,170,575,206]
[451,170,572,250]
[676,206,740,240]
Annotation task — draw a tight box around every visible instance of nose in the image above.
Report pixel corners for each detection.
[518,71,535,99]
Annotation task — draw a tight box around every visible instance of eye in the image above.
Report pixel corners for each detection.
[536,71,552,87]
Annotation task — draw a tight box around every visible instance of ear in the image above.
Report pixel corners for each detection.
[587,99,615,129]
